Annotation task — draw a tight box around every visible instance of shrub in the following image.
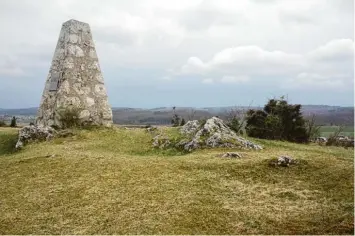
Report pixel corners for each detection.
[198,118,207,127]
[245,97,309,143]
[10,116,17,128]
[225,107,248,134]
[227,117,241,133]
[171,114,181,127]
[57,106,82,129]
[325,126,353,148]
[180,118,186,126]
[171,106,182,127]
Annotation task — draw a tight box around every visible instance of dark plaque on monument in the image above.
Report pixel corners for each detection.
[49,72,60,91]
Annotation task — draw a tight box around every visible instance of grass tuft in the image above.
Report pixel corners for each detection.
[0,127,18,155]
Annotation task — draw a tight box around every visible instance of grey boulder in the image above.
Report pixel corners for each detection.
[15,124,57,149]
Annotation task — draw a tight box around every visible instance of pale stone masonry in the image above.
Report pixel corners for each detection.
[36,19,113,127]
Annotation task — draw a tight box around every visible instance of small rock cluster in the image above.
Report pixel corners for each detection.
[152,134,171,149]
[146,126,158,132]
[269,155,296,167]
[15,124,57,149]
[277,156,296,167]
[153,117,262,152]
[180,120,199,135]
[220,152,243,158]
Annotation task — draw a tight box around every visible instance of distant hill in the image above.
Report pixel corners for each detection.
[0,107,38,116]
[0,105,353,126]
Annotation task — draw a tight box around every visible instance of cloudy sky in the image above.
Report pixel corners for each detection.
[0,0,354,108]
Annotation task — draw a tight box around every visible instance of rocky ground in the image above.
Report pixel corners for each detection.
[152,117,262,152]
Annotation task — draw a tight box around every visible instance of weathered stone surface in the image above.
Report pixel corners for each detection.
[146,126,158,132]
[152,135,171,149]
[181,117,263,151]
[36,19,113,128]
[221,152,243,158]
[152,117,262,152]
[277,156,296,167]
[15,125,57,149]
[180,120,200,135]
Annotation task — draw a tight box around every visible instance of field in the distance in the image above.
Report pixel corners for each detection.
[319,125,354,138]
[0,127,353,234]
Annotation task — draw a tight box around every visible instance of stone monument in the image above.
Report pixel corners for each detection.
[36,19,113,127]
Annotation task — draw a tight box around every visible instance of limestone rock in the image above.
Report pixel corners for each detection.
[146,126,158,132]
[179,117,262,151]
[180,120,200,135]
[152,135,171,149]
[277,156,295,167]
[152,117,262,152]
[36,19,112,128]
[15,125,57,149]
[221,152,243,158]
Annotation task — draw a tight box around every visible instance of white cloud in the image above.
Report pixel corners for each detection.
[0,0,353,107]
[308,39,354,61]
[178,38,353,88]
[283,72,346,89]
[179,45,305,77]
[220,75,249,84]
[210,46,304,70]
[181,57,207,74]
[279,10,314,25]
[177,0,247,31]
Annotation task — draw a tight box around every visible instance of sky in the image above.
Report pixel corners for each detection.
[0,0,354,108]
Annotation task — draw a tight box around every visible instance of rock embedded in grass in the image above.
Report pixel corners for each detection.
[277,156,296,167]
[269,155,296,167]
[221,152,243,158]
[152,134,171,149]
[180,120,200,135]
[153,117,262,152]
[15,124,57,149]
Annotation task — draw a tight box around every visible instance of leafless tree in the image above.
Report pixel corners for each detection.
[306,114,321,140]
[326,125,345,146]
[225,101,254,135]
[187,108,197,121]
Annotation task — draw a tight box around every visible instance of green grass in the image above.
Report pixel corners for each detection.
[319,125,354,138]
[0,127,353,234]
[0,127,18,155]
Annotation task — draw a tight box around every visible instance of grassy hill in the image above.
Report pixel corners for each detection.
[0,127,353,234]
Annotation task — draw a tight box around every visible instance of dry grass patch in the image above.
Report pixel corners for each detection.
[0,127,353,234]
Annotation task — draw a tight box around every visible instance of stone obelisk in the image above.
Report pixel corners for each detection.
[36,19,113,127]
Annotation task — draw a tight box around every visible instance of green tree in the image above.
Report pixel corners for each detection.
[245,97,309,143]
[180,118,186,126]
[10,116,17,128]
[227,117,241,133]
